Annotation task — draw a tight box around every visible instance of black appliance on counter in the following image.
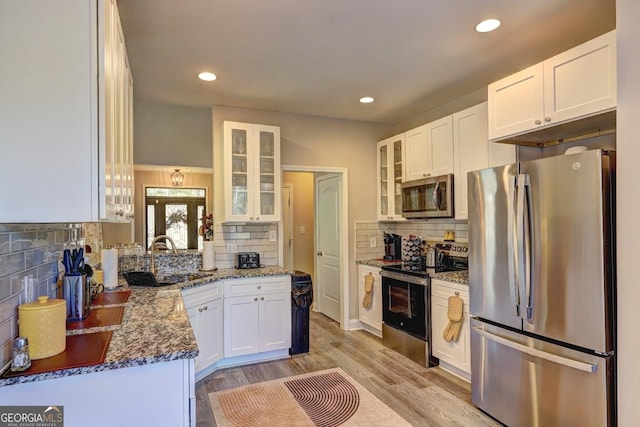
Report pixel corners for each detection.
[236,252,260,269]
[383,232,402,260]
[380,243,468,367]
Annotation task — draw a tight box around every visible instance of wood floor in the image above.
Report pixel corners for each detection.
[195,311,500,426]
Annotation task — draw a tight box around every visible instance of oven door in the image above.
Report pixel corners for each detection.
[401,174,453,218]
[381,270,428,340]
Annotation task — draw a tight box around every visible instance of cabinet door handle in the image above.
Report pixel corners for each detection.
[260,296,264,301]
[256,217,260,220]
[203,306,208,311]
[257,285,262,289]
[544,117,551,122]
[250,217,254,221]
[254,297,258,301]
[535,119,542,125]
[199,308,203,312]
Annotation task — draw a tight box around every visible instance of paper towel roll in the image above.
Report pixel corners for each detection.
[101,249,119,289]
[202,241,215,270]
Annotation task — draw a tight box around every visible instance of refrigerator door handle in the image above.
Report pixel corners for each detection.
[521,174,534,323]
[507,174,520,316]
[471,325,598,373]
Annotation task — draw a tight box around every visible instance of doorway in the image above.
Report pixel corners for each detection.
[280,166,349,328]
[145,187,206,250]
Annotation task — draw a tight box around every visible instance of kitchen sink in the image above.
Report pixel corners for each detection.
[123,271,211,287]
[155,272,211,286]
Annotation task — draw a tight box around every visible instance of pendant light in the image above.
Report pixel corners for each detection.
[171,169,184,187]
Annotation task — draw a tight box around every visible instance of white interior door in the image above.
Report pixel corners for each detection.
[315,174,341,322]
[282,185,293,270]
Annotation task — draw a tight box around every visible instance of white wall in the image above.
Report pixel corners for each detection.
[212,106,391,320]
[134,98,212,168]
[616,0,640,422]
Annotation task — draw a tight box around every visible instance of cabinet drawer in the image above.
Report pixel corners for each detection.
[182,282,222,309]
[224,275,291,297]
[431,280,469,307]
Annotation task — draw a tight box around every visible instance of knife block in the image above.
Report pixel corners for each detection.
[63,274,91,321]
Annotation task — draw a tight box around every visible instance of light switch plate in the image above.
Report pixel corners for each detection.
[269,231,277,242]
[299,226,306,235]
[370,237,377,248]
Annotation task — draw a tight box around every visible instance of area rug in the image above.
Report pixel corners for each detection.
[209,368,411,427]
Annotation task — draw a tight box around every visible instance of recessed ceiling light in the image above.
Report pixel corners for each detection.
[360,96,375,104]
[475,18,501,33]
[198,72,217,81]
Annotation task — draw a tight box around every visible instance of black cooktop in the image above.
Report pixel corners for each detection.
[380,262,454,278]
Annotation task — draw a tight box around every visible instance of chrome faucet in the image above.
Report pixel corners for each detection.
[150,235,178,274]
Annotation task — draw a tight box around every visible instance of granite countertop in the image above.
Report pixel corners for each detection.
[356,258,469,285]
[0,266,292,387]
[430,270,469,285]
[356,259,402,268]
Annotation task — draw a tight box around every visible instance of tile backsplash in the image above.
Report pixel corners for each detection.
[213,223,278,268]
[355,220,468,260]
[0,223,83,369]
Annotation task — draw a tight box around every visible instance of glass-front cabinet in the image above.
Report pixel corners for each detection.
[223,121,281,222]
[376,134,405,221]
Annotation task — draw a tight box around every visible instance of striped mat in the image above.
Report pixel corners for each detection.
[209,368,410,427]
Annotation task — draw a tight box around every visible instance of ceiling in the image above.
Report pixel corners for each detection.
[117,0,615,125]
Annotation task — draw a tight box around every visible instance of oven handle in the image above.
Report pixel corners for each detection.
[380,269,428,286]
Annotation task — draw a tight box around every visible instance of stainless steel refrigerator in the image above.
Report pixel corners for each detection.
[468,149,616,427]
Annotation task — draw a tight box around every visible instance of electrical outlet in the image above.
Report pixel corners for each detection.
[269,231,277,242]
[370,237,377,248]
[226,243,237,253]
[299,226,306,235]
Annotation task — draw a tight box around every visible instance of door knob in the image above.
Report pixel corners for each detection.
[317,251,323,256]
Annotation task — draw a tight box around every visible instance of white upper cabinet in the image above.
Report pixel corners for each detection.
[403,125,429,181]
[488,64,544,141]
[488,30,616,142]
[404,117,454,181]
[0,0,133,223]
[543,30,616,124]
[223,121,281,223]
[376,134,405,221]
[453,103,515,220]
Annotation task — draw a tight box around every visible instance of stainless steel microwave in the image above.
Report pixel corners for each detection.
[401,174,454,218]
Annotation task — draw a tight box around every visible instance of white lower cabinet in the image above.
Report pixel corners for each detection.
[357,265,382,336]
[431,279,471,381]
[182,282,224,378]
[0,359,194,427]
[224,276,291,357]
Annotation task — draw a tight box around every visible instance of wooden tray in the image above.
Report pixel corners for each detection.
[1,331,112,379]
[92,290,131,306]
[67,306,124,330]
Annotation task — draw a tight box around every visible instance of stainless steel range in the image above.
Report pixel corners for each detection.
[380,243,468,367]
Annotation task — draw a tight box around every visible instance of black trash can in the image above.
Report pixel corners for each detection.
[290,271,313,355]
